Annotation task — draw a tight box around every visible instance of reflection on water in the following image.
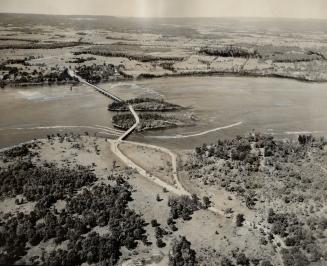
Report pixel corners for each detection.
[1,76,327,150]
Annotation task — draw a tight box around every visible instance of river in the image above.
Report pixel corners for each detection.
[1,76,327,150]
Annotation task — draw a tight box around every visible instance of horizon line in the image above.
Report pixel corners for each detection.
[0,11,326,21]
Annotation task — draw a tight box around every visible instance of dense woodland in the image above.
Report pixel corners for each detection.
[75,63,118,83]
[0,144,150,265]
[184,133,327,265]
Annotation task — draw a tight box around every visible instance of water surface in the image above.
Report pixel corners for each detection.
[1,76,327,150]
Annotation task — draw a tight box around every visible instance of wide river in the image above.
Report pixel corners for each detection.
[1,76,327,150]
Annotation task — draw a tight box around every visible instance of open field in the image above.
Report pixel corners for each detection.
[119,142,174,185]
[1,14,327,87]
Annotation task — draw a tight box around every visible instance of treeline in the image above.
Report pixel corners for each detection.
[67,56,96,64]
[74,46,184,63]
[0,41,83,50]
[271,52,323,63]
[1,56,36,67]
[199,45,324,63]
[108,97,183,112]
[199,46,258,58]
[1,66,75,86]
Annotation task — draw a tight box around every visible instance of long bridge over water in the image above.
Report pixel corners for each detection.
[67,69,138,140]
[67,69,123,103]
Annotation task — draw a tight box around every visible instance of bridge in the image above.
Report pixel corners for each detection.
[67,69,139,141]
[118,104,140,141]
[67,69,123,102]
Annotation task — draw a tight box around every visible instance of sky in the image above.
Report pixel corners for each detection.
[0,0,326,19]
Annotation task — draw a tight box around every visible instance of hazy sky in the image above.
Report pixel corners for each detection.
[0,0,326,19]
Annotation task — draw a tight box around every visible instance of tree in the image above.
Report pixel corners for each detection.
[167,217,174,225]
[195,146,202,155]
[221,257,234,266]
[156,238,166,248]
[246,195,256,209]
[169,236,196,266]
[156,194,162,202]
[202,196,211,209]
[236,253,249,266]
[261,260,272,266]
[236,214,245,227]
[169,223,178,232]
[151,219,159,227]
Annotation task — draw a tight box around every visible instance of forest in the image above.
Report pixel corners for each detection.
[0,145,150,265]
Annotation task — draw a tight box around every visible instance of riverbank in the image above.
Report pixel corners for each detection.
[2,67,327,89]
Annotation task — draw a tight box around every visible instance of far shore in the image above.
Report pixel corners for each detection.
[2,70,327,89]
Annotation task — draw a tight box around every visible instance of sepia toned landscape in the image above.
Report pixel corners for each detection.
[0,6,327,266]
[1,14,327,87]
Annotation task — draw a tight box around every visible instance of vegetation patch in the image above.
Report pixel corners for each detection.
[2,144,34,159]
[168,194,209,221]
[108,97,184,112]
[199,46,258,58]
[74,45,184,62]
[182,133,327,265]
[75,63,118,83]
[66,57,96,64]
[0,160,96,201]
[168,236,197,266]
[0,152,148,265]
[112,112,194,131]
[0,41,85,50]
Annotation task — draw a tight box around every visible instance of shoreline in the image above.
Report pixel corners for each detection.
[2,70,327,89]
